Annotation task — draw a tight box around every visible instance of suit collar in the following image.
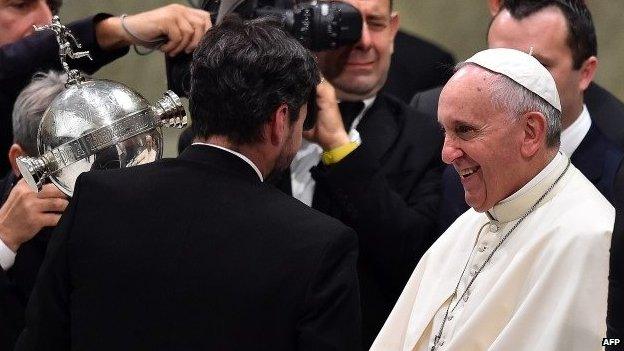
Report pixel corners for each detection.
[178,144,263,184]
[356,94,403,161]
[571,122,606,182]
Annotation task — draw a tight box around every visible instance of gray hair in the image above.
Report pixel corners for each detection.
[458,62,562,148]
[12,71,68,156]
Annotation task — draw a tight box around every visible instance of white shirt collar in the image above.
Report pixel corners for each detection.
[488,151,569,222]
[560,104,591,157]
[191,142,264,182]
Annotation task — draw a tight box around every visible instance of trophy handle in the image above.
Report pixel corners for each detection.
[16,156,48,192]
[154,91,188,128]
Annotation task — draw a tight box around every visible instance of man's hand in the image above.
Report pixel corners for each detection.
[0,180,68,252]
[303,79,351,150]
[96,4,212,56]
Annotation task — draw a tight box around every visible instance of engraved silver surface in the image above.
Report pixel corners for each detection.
[18,79,187,196]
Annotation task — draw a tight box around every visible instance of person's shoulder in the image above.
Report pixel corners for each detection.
[394,31,454,63]
[552,165,615,234]
[259,185,356,242]
[73,158,187,200]
[409,86,443,115]
[378,92,439,130]
[586,83,624,115]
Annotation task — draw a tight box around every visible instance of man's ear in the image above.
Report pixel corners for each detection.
[520,112,548,158]
[578,56,598,92]
[8,144,25,177]
[389,12,400,54]
[267,103,290,147]
[488,0,502,16]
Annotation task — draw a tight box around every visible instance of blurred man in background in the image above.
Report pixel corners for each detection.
[381,29,455,103]
[0,70,68,350]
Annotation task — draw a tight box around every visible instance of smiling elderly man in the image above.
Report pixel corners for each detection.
[371,48,614,351]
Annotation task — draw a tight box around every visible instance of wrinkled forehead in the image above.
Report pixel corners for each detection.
[450,64,499,90]
[439,65,499,119]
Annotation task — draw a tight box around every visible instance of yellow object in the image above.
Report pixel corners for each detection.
[321,141,360,165]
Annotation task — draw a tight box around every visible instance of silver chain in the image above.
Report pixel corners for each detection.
[431,159,571,351]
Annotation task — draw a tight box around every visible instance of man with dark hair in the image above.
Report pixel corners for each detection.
[421,0,624,231]
[0,0,212,174]
[272,0,444,348]
[15,18,361,351]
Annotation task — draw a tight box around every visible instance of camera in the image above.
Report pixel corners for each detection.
[165,0,363,100]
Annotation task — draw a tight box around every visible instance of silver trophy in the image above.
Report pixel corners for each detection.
[17,16,187,196]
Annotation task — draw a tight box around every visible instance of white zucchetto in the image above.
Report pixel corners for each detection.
[465,48,562,112]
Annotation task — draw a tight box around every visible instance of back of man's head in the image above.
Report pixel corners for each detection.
[499,0,596,69]
[189,16,320,145]
[12,70,67,157]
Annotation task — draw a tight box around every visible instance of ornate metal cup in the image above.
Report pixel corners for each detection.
[16,80,187,196]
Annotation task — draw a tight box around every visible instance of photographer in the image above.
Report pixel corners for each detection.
[282,0,443,348]
[0,0,212,174]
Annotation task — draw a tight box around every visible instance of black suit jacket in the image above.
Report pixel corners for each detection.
[16,145,362,351]
[0,14,128,175]
[585,82,624,149]
[382,31,455,104]
[607,165,624,347]
[274,93,444,348]
[0,173,54,350]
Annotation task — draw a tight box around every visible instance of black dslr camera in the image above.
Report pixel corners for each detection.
[165,0,363,129]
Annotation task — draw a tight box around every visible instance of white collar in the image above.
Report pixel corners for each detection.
[560,104,591,157]
[487,152,569,223]
[191,142,264,182]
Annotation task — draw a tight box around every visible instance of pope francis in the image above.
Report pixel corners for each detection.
[371,48,614,351]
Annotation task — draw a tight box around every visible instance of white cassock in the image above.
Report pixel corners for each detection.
[371,152,614,351]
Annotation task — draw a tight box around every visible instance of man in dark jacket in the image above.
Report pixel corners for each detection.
[382,30,455,104]
[0,71,69,350]
[16,17,362,351]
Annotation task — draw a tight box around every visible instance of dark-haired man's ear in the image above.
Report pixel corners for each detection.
[578,56,598,92]
[8,144,26,177]
[268,103,290,147]
[488,0,502,17]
